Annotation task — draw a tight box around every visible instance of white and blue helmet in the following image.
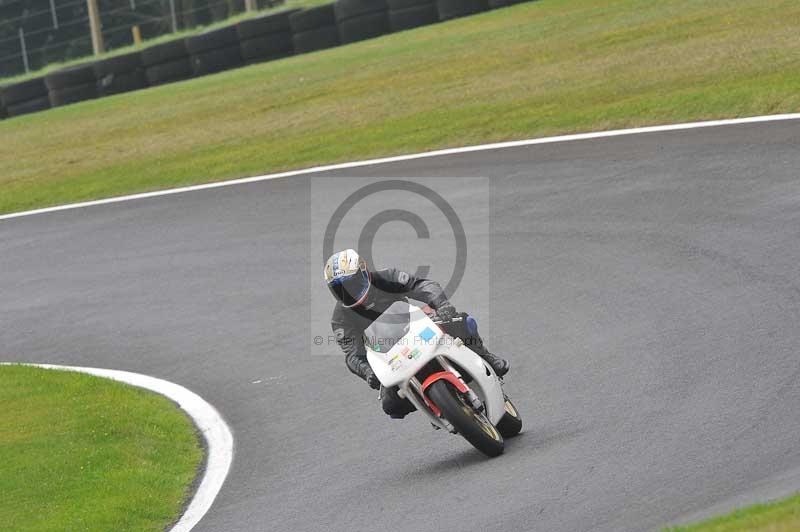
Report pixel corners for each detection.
[324,249,371,307]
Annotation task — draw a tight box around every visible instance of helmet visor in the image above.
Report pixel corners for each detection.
[328,269,370,307]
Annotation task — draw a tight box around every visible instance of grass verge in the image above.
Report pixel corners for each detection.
[665,493,800,532]
[0,364,203,532]
[0,0,798,215]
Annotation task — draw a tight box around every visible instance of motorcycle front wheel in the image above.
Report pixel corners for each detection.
[427,380,504,457]
[496,397,523,438]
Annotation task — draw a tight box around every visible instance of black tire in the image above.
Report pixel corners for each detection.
[496,397,522,438]
[145,57,193,85]
[141,39,188,67]
[93,52,148,95]
[97,69,148,96]
[289,4,337,33]
[292,26,340,54]
[2,77,48,107]
[45,64,96,91]
[240,32,294,62]
[48,82,98,107]
[93,51,143,76]
[388,0,434,9]
[6,95,51,117]
[237,9,298,40]
[185,25,240,55]
[389,3,439,31]
[436,0,488,20]
[335,0,388,21]
[488,0,525,7]
[338,12,391,44]
[427,380,504,457]
[190,44,243,75]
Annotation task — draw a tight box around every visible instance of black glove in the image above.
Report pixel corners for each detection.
[435,303,457,321]
[365,369,381,390]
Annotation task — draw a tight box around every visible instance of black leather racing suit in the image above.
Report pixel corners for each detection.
[331,268,490,418]
[331,268,450,381]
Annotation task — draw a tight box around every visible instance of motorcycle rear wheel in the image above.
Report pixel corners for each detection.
[427,380,504,457]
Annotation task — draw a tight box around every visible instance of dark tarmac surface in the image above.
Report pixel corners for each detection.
[2,119,799,531]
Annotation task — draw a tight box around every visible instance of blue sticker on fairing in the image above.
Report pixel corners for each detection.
[419,327,436,342]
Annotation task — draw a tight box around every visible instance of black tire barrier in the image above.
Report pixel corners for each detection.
[290,4,337,33]
[237,10,298,63]
[436,0,488,20]
[145,57,193,85]
[335,0,388,21]
[6,95,51,117]
[94,51,143,75]
[190,44,244,75]
[94,52,148,96]
[186,26,240,55]
[98,70,149,96]
[44,64,96,91]
[388,0,433,8]
[141,37,192,86]
[240,32,294,63]
[291,6,341,54]
[292,26,341,54]
[337,12,391,44]
[388,2,438,32]
[1,77,48,107]
[49,82,98,107]
[236,10,298,40]
[141,39,189,67]
[487,0,525,7]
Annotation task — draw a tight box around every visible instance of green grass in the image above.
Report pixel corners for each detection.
[0,0,798,215]
[665,493,800,532]
[0,364,203,532]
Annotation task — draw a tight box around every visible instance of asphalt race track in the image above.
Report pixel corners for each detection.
[2,119,800,532]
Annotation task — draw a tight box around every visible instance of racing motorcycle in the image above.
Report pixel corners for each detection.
[365,301,522,457]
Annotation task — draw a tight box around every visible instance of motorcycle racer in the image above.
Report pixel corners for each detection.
[324,249,510,418]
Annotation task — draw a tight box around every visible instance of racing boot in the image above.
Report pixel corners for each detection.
[461,318,510,377]
[480,351,510,377]
[463,333,510,376]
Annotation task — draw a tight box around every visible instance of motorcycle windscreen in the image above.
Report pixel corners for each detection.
[363,300,411,353]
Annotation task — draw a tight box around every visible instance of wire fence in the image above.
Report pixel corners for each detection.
[1,0,254,78]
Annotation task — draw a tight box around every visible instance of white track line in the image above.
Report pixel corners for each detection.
[2,113,799,223]
[0,363,233,532]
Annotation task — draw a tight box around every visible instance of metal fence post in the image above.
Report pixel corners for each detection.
[50,0,58,29]
[49,0,59,28]
[18,28,30,73]
[86,0,105,54]
[169,0,178,32]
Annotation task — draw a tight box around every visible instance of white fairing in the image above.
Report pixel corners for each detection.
[366,305,438,387]
[365,304,506,425]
